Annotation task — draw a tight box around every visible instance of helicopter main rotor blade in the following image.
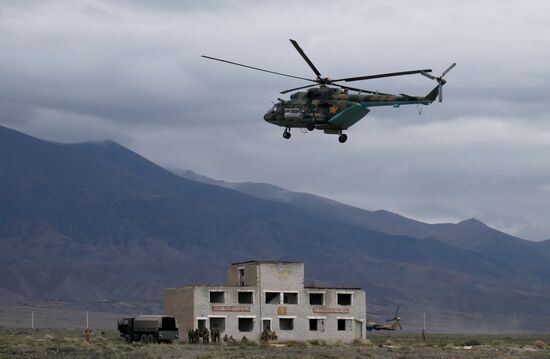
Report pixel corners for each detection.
[201,55,317,82]
[441,62,456,77]
[333,69,433,83]
[334,84,394,96]
[289,39,322,79]
[280,83,318,94]
[420,71,437,80]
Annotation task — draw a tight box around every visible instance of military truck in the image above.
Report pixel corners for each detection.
[117,315,178,344]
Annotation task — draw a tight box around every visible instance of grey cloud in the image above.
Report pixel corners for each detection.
[1,0,550,240]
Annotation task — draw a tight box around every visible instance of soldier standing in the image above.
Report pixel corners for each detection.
[83,328,92,342]
[84,328,92,342]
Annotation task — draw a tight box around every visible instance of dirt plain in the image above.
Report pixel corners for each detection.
[1,328,549,359]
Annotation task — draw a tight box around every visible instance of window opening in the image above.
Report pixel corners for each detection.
[238,318,254,332]
[309,318,325,331]
[197,319,206,331]
[279,318,294,331]
[161,317,177,330]
[239,268,245,286]
[265,292,280,304]
[337,293,352,306]
[210,291,225,304]
[238,291,253,304]
[209,317,225,333]
[309,293,324,305]
[283,292,298,304]
[337,319,352,331]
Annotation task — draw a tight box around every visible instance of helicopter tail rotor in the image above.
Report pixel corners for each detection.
[386,305,400,322]
[421,63,456,102]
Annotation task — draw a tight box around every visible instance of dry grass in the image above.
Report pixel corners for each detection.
[0,328,549,358]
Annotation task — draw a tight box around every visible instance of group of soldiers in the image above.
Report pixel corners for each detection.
[187,327,277,344]
[261,328,278,342]
[187,327,221,344]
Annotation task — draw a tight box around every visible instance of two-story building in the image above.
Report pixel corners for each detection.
[164,260,366,342]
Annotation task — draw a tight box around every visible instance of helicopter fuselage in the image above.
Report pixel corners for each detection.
[264,86,434,133]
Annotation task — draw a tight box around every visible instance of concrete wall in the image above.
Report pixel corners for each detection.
[164,287,194,341]
[258,262,304,291]
[192,285,261,341]
[257,287,366,342]
[227,262,259,287]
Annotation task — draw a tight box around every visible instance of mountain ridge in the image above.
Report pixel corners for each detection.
[174,168,550,274]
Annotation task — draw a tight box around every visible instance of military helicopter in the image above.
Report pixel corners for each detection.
[202,39,455,143]
[366,305,402,332]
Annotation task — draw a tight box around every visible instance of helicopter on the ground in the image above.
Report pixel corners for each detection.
[203,39,455,143]
[366,305,403,331]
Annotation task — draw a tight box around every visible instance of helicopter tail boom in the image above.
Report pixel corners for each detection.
[425,85,441,102]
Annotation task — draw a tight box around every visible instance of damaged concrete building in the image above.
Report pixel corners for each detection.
[164,261,366,342]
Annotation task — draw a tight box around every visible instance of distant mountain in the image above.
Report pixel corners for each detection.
[175,169,550,280]
[1,125,550,332]
[173,169,444,239]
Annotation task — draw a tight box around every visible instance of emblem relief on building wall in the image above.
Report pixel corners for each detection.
[272,266,291,280]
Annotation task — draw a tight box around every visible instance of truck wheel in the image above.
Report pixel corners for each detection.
[147,334,156,343]
[140,334,147,344]
[124,334,133,344]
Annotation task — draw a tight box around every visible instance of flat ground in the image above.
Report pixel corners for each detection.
[0,328,549,359]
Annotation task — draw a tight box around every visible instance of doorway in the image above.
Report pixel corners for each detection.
[355,320,363,339]
[197,319,206,331]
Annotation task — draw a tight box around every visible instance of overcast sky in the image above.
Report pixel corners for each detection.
[1,0,550,241]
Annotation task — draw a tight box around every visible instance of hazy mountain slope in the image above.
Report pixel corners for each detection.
[425,219,550,279]
[175,169,550,280]
[174,169,442,239]
[1,125,550,332]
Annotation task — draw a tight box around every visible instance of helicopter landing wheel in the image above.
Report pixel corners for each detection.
[338,134,348,143]
[283,129,291,139]
[307,123,315,131]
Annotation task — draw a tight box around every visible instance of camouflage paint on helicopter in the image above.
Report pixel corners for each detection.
[203,39,455,143]
[263,85,442,141]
